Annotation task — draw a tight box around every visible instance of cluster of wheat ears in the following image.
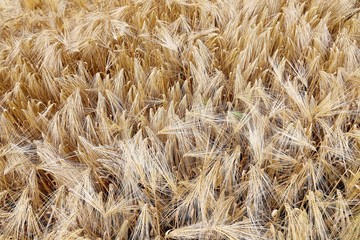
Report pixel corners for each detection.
[0,0,359,239]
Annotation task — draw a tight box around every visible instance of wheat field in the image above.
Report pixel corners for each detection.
[0,0,359,239]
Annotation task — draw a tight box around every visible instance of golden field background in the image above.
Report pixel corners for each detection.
[0,0,359,239]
